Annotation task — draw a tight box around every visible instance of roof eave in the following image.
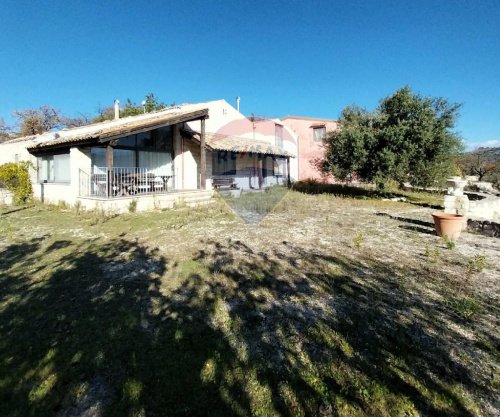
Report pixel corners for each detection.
[27,108,209,152]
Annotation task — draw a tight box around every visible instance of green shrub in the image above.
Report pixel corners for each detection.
[354,233,364,249]
[467,255,487,274]
[0,161,33,204]
[128,199,138,213]
[447,295,481,320]
[442,236,456,250]
[74,200,82,215]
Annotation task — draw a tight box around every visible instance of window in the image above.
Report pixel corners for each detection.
[273,158,285,175]
[313,126,326,142]
[91,126,174,175]
[275,124,283,148]
[38,153,70,182]
[212,151,236,175]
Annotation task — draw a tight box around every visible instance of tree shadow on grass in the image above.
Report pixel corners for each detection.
[292,182,444,209]
[191,240,495,416]
[0,236,240,417]
[376,212,437,236]
[0,235,496,416]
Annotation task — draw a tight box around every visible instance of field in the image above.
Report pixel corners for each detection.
[0,189,499,417]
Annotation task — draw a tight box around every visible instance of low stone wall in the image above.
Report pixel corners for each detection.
[467,219,500,238]
[468,196,500,222]
[77,190,214,214]
[0,188,13,205]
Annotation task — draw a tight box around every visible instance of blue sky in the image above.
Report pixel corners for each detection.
[1,0,499,148]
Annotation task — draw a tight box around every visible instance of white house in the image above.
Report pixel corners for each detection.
[0,100,297,212]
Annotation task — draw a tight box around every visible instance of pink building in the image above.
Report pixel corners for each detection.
[281,116,338,181]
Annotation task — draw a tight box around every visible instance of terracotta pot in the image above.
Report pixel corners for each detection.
[432,212,465,240]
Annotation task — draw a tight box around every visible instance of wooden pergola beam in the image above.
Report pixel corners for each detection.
[286,157,291,188]
[200,118,206,190]
[106,144,113,197]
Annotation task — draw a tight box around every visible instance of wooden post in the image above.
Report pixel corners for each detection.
[286,157,291,188]
[106,144,113,198]
[200,118,206,190]
[258,157,263,189]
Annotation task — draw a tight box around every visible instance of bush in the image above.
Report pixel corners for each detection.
[0,161,33,204]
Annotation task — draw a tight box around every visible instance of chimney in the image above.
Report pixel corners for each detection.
[236,96,240,113]
[114,99,120,120]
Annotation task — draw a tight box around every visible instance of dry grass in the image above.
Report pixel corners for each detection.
[0,191,499,417]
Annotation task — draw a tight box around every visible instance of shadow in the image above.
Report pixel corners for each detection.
[407,201,443,210]
[0,206,31,216]
[399,225,436,235]
[0,235,495,416]
[376,212,437,236]
[292,182,445,209]
[376,212,435,228]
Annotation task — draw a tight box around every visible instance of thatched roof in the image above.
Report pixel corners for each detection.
[206,135,293,157]
[19,107,208,152]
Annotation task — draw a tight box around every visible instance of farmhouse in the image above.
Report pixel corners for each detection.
[0,100,295,212]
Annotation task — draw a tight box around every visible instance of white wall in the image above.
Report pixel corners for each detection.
[0,140,92,206]
[184,100,299,181]
[0,139,39,201]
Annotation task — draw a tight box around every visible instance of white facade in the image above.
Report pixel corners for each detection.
[0,99,299,210]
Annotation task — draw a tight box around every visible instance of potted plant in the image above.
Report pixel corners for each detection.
[432,212,465,240]
[432,195,468,240]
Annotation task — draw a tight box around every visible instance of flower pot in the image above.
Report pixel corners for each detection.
[432,212,465,240]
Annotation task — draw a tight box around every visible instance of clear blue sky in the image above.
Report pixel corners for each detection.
[1,0,499,148]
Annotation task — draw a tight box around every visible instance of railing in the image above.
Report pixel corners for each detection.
[79,167,175,198]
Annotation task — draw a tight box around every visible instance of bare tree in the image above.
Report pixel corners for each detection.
[0,118,13,143]
[460,149,498,180]
[60,113,92,128]
[13,105,62,136]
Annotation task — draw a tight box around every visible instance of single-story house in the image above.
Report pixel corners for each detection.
[0,100,295,212]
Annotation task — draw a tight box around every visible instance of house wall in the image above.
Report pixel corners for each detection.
[186,100,298,181]
[173,123,213,191]
[281,117,338,182]
[34,147,91,205]
[211,152,286,190]
[0,139,43,202]
[0,139,94,206]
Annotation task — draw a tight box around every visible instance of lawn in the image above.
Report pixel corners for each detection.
[0,190,499,417]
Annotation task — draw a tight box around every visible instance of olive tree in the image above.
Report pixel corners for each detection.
[323,87,464,189]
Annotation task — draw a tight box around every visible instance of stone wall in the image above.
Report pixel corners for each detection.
[0,188,13,205]
[468,196,500,222]
[467,219,500,238]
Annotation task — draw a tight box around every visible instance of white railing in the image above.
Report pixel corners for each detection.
[79,167,175,198]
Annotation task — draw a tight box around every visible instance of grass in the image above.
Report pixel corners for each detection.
[0,192,499,417]
[292,180,444,208]
[219,185,290,218]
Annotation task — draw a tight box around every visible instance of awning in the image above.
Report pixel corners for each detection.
[25,108,209,152]
[188,133,293,157]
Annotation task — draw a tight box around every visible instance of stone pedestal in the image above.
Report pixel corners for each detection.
[446,178,468,196]
[444,178,469,231]
[444,195,469,215]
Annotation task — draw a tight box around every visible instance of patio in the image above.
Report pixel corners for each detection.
[80,167,175,198]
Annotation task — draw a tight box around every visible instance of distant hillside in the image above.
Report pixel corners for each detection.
[467,147,500,163]
[461,147,499,186]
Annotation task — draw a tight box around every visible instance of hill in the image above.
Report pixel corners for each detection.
[470,146,500,163]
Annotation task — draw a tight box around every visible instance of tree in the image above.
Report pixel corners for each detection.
[0,119,12,143]
[60,113,92,129]
[323,87,464,189]
[92,93,170,123]
[143,93,167,112]
[459,149,498,181]
[13,105,62,136]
